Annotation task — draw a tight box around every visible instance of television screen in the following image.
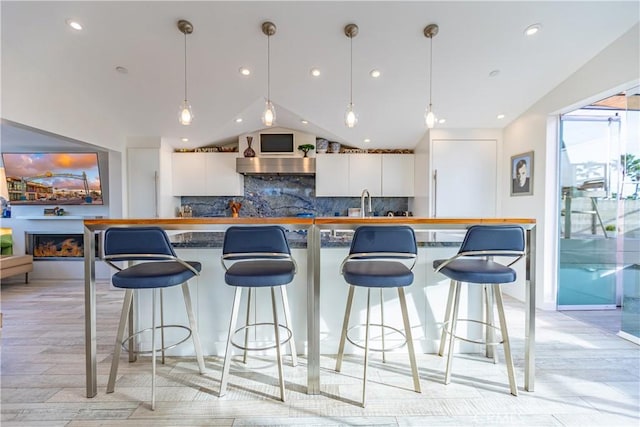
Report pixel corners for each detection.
[1,152,104,205]
[260,133,294,153]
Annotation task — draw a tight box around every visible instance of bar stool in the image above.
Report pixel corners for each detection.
[219,226,297,402]
[434,225,525,395]
[103,227,206,410]
[335,225,422,407]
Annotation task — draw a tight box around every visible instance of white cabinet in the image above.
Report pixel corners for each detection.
[382,154,414,196]
[315,153,414,197]
[172,153,243,196]
[316,154,350,196]
[172,153,206,195]
[348,154,381,196]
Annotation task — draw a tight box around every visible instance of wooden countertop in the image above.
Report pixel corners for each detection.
[84,217,535,227]
[314,217,535,225]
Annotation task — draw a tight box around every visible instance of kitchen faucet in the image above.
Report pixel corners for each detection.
[360,189,372,217]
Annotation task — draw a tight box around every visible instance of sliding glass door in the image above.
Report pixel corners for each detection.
[558,89,639,315]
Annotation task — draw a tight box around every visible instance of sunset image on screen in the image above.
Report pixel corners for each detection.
[2,153,103,205]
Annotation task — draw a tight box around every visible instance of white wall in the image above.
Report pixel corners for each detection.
[502,23,640,309]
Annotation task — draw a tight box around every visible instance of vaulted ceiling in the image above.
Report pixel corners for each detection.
[1,1,638,152]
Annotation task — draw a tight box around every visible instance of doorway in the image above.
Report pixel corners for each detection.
[557,88,640,336]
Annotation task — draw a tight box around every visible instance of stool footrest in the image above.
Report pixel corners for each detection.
[346,323,407,352]
[121,325,192,355]
[231,322,293,352]
[442,318,504,346]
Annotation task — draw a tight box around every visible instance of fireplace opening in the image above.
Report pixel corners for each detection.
[26,233,100,260]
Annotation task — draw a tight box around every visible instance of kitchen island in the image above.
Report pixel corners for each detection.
[83,217,536,398]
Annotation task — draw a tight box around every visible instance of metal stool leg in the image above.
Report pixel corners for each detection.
[107,289,134,393]
[494,284,518,396]
[380,288,386,363]
[220,287,242,397]
[280,286,298,367]
[361,288,372,408]
[444,281,462,385]
[181,283,205,373]
[151,288,157,410]
[484,285,498,364]
[438,280,456,357]
[398,287,421,393]
[271,287,285,402]
[335,285,355,372]
[243,288,253,364]
[160,289,165,365]
[128,291,136,362]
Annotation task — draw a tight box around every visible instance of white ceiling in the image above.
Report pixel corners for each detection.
[1,1,638,152]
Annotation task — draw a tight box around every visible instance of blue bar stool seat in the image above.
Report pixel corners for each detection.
[335,225,422,407]
[434,225,525,395]
[103,227,206,410]
[219,226,298,402]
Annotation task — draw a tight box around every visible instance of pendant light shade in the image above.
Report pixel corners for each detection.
[344,23,358,128]
[178,20,194,126]
[262,21,277,127]
[424,23,439,129]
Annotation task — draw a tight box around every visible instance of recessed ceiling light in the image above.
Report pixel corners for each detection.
[489,69,500,77]
[66,19,83,31]
[115,66,128,74]
[438,118,446,124]
[370,69,381,78]
[363,138,371,143]
[180,137,189,143]
[239,67,251,76]
[235,118,243,123]
[524,23,541,36]
[301,120,309,124]
[310,68,321,77]
[497,114,505,119]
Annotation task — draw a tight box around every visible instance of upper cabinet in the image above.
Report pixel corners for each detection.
[172,152,243,196]
[348,154,382,196]
[316,154,350,196]
[382,154,414,197]
[316,153,414,197]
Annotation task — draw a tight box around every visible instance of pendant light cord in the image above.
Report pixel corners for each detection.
[184,31,188,102]
[349,35,353,105]
[267,34,271,102]
[428,36,433,109]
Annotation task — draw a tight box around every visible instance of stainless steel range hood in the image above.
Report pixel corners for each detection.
[236,157,315,175]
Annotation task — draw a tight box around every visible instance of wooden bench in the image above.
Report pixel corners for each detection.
[0,255,33,283]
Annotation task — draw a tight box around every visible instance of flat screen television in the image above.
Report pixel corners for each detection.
[1,152,104,205]
[260,133,294,154]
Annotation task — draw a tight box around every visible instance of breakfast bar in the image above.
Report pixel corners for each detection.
[83,217,536,398]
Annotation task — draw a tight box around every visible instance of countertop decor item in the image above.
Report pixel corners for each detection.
[243,136,255,157]
[228,200,242,217]
[298,144,315,157]
[330,142,341,153]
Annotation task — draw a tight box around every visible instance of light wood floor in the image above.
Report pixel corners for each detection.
[1,279,639,426]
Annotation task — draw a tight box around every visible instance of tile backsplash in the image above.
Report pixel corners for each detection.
[181,175,408,217]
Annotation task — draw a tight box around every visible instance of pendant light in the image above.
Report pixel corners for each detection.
[178,20,194,126]
[424,23,439,129]
[344,23,359,128]
[262,21,277,127]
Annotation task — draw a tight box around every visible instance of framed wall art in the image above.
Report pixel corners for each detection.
[511,151,534,196]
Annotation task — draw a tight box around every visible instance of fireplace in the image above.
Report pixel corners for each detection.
[26,233,100,260]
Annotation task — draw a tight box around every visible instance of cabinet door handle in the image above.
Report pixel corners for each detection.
[433,169,438,217]
[154,171,159,218]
